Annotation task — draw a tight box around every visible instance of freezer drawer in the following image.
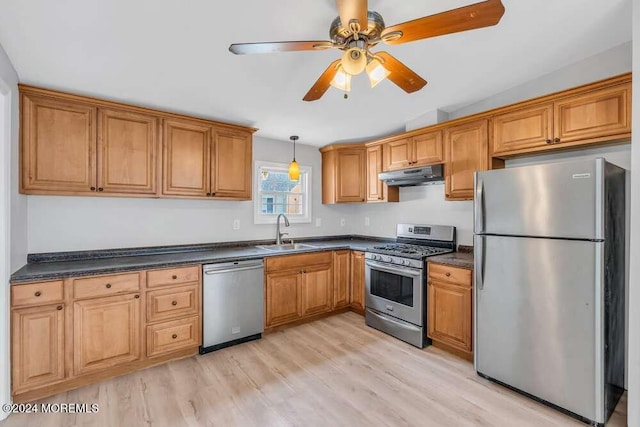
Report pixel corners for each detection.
[474,235,604,422]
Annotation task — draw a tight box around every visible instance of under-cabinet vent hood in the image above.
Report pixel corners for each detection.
[378,164,444,187]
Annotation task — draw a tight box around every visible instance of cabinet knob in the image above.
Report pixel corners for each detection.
[56,305,63,311]
[171,301,178,306]
[90,187,96,191]
[134,295,140,299]
[445,272,451,277]
[34,291,41,297]
[206,193,211,196]
[172,275,178,280]
[545,139,552,144]
[105,284,112,289]
[210,193,216,197]
[172,334,178,339]
[554,137,561,143]
[98,187,104,192]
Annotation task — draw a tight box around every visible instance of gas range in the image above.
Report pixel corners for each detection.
[368,243,453,260]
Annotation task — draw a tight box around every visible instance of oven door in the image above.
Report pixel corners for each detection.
[365,258,424,326]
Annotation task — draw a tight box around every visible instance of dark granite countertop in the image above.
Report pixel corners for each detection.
[10,236,390,284]
[428,248,474,270]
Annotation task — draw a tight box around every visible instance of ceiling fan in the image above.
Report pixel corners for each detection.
[229,0,505,101]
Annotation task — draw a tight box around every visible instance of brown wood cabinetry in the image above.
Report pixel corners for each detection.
[19,85,255,200]
[333,250,351,309]
[383,131,443,171]
[366,145,399,203]
[301,265,333,316]
[444,119,494,201]
[321,146,366,203]
[427,263,473,359]
[492,103,554,155]
[12,304,66,393]
[11,265,202,403]
[265,270,303,327]
[350,251,365,313]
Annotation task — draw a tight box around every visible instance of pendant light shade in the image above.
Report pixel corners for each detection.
[289,136,300,181]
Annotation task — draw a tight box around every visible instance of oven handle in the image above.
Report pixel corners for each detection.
[365,260,422,277]
[366,309,422,332]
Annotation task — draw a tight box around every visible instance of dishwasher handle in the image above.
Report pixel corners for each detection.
[203,263,264,275]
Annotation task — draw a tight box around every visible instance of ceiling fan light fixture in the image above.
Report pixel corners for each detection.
[341,48,367,75]
[330,65,352,92]
[366,58,390,88]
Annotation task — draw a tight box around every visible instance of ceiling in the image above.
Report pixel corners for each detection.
[0,0,632,146]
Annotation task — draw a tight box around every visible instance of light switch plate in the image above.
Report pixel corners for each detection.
[233,219,240,230]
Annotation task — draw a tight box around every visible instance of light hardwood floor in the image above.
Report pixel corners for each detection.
[3,312,627,426]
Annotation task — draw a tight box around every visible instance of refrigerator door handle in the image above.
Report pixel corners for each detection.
[475,175,485,233]
[475,236,485,290]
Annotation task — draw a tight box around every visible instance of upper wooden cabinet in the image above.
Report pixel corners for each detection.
[366,145,399,203]
[445,119,494,201]
[492,81,631,157]
[19,85,256,200]
[321,145,366,204]
[383,131,443,171]
[21,94,97,193]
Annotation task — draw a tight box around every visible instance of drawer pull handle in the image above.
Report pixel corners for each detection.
[56,305,63,311]
[135,295,140,299]
[172,334,178,339]
[172,275,178,280]
[445,272,451,277]
[34,291,42,297]
[171,301,178,306]
[105,284,112,289]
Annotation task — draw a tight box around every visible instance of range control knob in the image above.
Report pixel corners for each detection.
[385,257,392,263]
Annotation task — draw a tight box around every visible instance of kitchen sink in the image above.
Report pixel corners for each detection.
[256,243,319,252]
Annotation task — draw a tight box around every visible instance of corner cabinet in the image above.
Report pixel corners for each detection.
[19,85,255,201]
[321,145,366,204]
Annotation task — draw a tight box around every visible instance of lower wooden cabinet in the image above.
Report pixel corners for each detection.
[333,250,351,309]
[350,251,365,313]
[427,263,473,359]
[10,265,202,402]
[265,270,303,327]
[301,265,333,317]
[11,304,66,393]
[73,293,142,376]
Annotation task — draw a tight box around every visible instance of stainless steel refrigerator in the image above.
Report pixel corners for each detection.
[474,158,625,426]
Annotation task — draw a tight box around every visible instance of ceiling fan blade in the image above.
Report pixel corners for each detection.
[229,41,334,55]
[381,0,505,45]
[335,0,368,29]
[303,59,341,102]
[376,52,427,94]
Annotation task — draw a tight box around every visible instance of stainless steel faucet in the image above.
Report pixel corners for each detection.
[275,214,290,245]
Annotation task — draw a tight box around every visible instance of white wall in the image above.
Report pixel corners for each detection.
[627,0,640,424]
[0,41,23,418]
[27,136,354,253]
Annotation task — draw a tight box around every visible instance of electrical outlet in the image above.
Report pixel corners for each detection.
[233,219,240,230]
[364,217,370,227]
[340,218,346,227]
[315,218,322,227]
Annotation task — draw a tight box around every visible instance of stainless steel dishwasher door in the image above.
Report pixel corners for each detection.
[201,259,264,353]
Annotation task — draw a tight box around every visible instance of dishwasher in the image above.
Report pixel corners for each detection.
[200,259,264,354]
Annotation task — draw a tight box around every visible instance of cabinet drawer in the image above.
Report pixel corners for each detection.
[147,316,200,358]
[266,251,332,272]
[12,281,64,307]
[147,266,200,288]
[428,263,471,287]
[147,284,199,323]
[73,273,140,299]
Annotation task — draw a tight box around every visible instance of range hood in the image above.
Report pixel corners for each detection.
[378,164,444,187]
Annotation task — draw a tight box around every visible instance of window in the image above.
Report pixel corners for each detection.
[254,161,311,224]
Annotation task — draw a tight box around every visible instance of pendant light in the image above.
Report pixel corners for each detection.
[288,135,300,181]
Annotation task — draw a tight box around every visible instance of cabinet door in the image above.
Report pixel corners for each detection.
[98,108,158,194]
[383,138,412,171]
[211,128,252,199]
[73,293,141,376]
[350,251,365,312]
[413,131,443,166]
[427,280,472,352]
[554,83,631,144]
[21,93,97,193]
[162,118,211,197]
[301,264,333,317]
[335,148,366,203]
[333,250,351,309]
[444,119,489,200]
[265,270,302,327]
[366,146,384,202]
[492,103,553,155]
[12,304,65,393]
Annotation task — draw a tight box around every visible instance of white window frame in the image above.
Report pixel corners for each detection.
[254,161,312,224]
